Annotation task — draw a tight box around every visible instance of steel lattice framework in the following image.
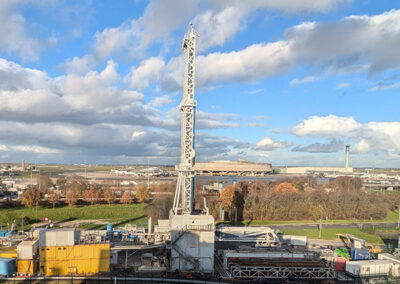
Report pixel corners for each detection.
[172,24,199,215]
[230,265,335,280]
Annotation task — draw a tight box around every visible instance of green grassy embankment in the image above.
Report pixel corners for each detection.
[220,211,399,226]
[0,204,146,231]
[281,228,384,244]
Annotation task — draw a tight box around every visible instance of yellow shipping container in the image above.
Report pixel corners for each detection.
[39,243,110,276]
[0,246,17,259]
[17,259,37,275]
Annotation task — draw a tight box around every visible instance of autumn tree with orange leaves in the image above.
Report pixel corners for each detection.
[273,182,298,194]
[120,191,133,204]
[22,186,41,208]
[219,184,246,221]
[83,188,101,205]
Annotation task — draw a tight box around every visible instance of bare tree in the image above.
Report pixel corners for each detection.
[104,189,115,206]
[66,189,79,208]
[37,175,53,194]
[47,190,60,208]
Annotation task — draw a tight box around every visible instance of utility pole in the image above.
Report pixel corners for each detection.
[234,207,238,225]
[147,159,150,189]
[30,164,33,188]
[84,160,87,180]
[318,206,323,239]
[398,206,400,229]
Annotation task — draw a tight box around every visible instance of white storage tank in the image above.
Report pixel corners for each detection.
[346,260,392,277]
[39,229,79,247]
[17,240,38,259]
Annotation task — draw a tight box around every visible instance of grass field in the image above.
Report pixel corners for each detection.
[0,204,146,231]
[282,228,384,244]
[220,211,399,226]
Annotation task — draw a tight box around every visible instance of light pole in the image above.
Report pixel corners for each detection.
[318,206,323,239]
[397,205,400,229]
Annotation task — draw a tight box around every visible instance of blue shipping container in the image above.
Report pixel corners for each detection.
[0,230,12,238]
[351,248,371,260]
[0,257,16,276]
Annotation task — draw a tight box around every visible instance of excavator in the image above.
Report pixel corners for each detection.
[336,233,382,257]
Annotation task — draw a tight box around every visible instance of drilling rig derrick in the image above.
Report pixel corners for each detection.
[172,24,199,215]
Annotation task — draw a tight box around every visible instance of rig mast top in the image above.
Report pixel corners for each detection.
[172,24,199,215]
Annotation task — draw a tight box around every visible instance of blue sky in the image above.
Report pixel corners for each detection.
[0,0,400,167]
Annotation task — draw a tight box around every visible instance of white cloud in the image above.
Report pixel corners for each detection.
[162,9,400,90]
[62,55,94,75]
[13,145,59,154]
[91,0,348,61]
[247,122,267,127]
[193,5,244,52]
[269,128,286,134]
[127,57,165,89]
[368,81,400,92]
[353,139,372,153]
[92,0,199,60]
[0,144,7,151]
[336,82,350,89]
[292,115,360,137]
[292,115,400,158]
[63,60,143,111]
[149,95,173,107]
[292,138,344,153]
[0,1,57,61]
[131,131,146,139]
[254,137,292,151]
[193,0,349,52]
[247,89,264,95]
[290,76,319,86]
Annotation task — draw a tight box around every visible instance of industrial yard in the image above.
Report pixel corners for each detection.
[0,23,399,284]
[1,2,400,283]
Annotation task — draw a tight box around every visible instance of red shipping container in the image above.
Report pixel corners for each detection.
[335,257,347,272]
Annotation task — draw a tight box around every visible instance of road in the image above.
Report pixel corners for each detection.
[267,222,398,230]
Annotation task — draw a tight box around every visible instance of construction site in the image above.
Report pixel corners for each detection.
[0,25,400,284]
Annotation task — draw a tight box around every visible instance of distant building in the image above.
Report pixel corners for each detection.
[195,160,272,176]
[279,167,354,174]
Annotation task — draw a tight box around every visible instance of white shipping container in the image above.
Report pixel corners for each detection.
[346,260,392,277]
[38,229,79,247]
[378,253,400,263]
[17,240,38,260]
[391,263,400,277]
[377,254,400,277]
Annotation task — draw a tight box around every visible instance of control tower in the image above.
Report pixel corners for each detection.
[169,24,215,273]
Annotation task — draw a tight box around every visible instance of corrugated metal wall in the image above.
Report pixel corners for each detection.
[39,243,110,275]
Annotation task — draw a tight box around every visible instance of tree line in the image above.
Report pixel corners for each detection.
[20,175,152,208]
[208,176,400,222]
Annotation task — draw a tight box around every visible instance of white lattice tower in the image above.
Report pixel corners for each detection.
[172,24,199,215]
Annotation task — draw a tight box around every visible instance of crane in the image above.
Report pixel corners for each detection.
[172,24,199,215]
